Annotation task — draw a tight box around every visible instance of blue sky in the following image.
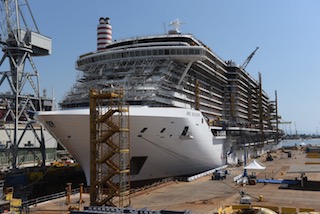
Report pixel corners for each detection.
[15,0,320,134]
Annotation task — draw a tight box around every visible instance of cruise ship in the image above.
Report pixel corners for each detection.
[36,18,280,185]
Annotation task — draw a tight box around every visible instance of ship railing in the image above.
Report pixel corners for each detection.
[22,188,80,207]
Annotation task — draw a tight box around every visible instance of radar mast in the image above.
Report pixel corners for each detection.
[169,18,184,34]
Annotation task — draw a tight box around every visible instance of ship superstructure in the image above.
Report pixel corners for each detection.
[61,18,278,140]
[36,18,281,184]
[61,23,228,123]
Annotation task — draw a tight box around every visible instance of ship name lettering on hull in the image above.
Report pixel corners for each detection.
[187,111,200,117]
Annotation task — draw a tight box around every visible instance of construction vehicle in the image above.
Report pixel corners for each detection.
[212,170,226,180]
[239,191,252,204]
[266,151,273,161]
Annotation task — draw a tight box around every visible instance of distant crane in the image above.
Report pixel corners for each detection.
[279,121,292,125]
[279,121,292,136]
[0,0,52,169]
[242,47,259,70]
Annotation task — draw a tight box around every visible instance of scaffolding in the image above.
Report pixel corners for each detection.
[89,88,130,207]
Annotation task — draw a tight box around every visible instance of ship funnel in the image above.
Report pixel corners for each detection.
[97,17,112,51]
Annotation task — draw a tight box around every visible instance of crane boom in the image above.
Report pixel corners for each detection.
[279,121,292,124]
[242,47,259,70]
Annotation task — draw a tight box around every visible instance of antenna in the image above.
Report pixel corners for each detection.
[163,22,167,34]
[169,18,184,33]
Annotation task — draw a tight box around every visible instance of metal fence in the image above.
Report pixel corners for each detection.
[22,188,80,207]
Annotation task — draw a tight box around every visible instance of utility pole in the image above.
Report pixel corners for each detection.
[258,72,264,145]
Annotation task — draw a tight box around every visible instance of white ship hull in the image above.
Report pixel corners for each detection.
[36,106,225,185]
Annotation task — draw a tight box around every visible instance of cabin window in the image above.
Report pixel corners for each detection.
[160,128,166,133]
[140,127,148,133]
[183,49,188,55]
[181,126,189,136]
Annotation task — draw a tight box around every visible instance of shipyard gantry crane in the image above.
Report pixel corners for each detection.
[0,0,52,169]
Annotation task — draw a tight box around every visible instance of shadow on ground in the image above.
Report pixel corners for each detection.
[281,180,320,191]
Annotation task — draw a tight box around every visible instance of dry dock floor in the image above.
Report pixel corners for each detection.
[29,148,320,213]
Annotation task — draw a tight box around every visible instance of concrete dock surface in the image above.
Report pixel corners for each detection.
[28,147,320,213]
